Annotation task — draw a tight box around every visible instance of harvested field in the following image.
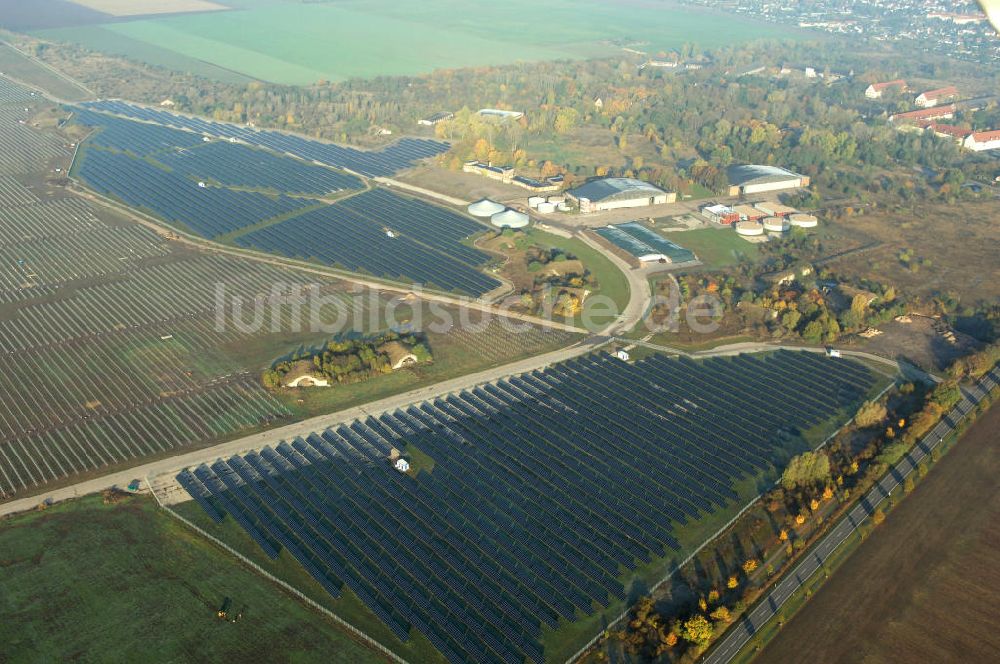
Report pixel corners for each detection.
[69,0,228,17]
[757,403,1000,664]
[826,200,1000,306]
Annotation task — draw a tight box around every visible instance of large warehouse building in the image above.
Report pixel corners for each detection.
[726,165,810,196]
[566,177,675,213]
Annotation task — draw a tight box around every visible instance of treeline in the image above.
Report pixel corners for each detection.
[16,31,998,200]
[262,331,430,388]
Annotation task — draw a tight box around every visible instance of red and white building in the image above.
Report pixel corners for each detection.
[927,123,972,142]
[865,79,907,99]
[963,130,1000,152]
[914,86,958,108]
[890,104,956,124]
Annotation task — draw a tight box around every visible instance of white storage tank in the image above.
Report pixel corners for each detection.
[557,202,571,212]
[536,201,556,213]
[789,213,819,228]
[547,195,565,204]
[527,196,545,209]
[490,208,530,229]
[735,220,765,236]
[468,198,505,217]
[763,216,790,232]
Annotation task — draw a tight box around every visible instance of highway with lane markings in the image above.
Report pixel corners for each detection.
[701,366,999,664]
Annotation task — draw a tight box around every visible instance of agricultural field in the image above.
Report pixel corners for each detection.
[757,403,1000,664]
[823,200,1000,307]
[178,349,880,664]
[27,0,798,84]
[0,493,385,664]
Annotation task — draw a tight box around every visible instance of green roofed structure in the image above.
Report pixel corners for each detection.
[595,222,697,264]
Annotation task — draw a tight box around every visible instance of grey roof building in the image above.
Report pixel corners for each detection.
[726,165,809,195]
[566,177,673,213]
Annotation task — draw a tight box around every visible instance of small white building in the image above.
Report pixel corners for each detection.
[394,458,410,473]
[864,79,907,99]
[614,349,631,362]
[964,130,1000,152]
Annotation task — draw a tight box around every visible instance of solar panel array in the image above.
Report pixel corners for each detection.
[77,148,315,239]
[182,350,878,663]
[153,141,363,196]
[79,100,450,177]
[235,188,501,295]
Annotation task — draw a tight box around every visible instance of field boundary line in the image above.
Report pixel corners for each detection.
[0,41,95,98]
[146,475,408,664]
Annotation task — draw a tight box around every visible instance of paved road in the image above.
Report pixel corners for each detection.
[701,366,999,664]
[0,335,612,517]
[576,231,650,337]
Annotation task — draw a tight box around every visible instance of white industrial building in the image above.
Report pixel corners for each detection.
[566,177,675,214]
[726,165,810,196]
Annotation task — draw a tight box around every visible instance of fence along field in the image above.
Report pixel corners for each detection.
[71,108,500,295]
[180,349,879,664]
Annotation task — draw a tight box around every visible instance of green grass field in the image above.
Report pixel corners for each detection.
[660,227,761,268]
[33,0,797,84]
[0,495,386,664]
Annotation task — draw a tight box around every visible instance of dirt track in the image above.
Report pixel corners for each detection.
[757,404,1000,664]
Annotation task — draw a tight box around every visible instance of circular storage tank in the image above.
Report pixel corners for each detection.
[536,201,556,213]
[789,213,818,228]
[527,196,545,209]
[491,208,530,229]
[735,220,765,236]
[763,216,790,232]
[468,198,505,218]
[547,195,565,204]
[557,202,571,212]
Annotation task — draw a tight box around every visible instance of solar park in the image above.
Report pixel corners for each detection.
[234,189,501,295]
[77,100,450,177]
[179,349,880,664]
[71,108,500,295]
